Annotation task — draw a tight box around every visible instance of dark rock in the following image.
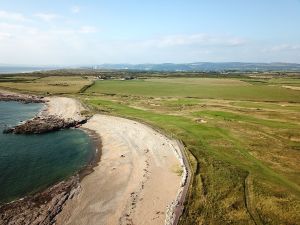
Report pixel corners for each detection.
[0,176,80,225]
[0,93,45,104]
[4,116,87,134]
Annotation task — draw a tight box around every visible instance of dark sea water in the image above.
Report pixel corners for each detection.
[0,101,94,203]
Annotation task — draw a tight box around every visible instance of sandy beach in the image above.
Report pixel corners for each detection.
[0,93,188,225]
[56,114,187,225]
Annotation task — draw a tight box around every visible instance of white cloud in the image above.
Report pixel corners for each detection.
[79,26,97,34]
[0,23,298,64]
[140,34,247,48]
[0,10,27,21]
[0,20,100,64]
[269,44,300,52]
[71,6,80,14]
[0,32,12,40]
[35,13,60,22]
[0,22,35,38]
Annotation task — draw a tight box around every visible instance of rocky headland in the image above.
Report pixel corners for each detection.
[1,92,88,134]
[0,92,95,225]
[3,116,87,134]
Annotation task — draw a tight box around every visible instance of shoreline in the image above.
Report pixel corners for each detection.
[0,92,103,225]
[55,114,188,225]
[0,90,190,225]
[0,129,102,225]
[0,91,45,103]
[77,127,102,181]
[2,95,87,134]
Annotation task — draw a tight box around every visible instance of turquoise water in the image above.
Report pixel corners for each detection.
[0,101,94,204]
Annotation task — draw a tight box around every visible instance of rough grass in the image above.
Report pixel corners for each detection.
[0,76,92,94]
[1,76,299,224]
[86,78,300,102]
[82,77,300,225]
[81,94,300,224]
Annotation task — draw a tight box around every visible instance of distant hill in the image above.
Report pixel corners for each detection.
[91,62,300,72]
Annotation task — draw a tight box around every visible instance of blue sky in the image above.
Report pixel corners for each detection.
[0,0,300,65]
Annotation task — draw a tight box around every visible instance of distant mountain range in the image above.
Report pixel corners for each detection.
[91,62,300,72]
[1,62,300,73]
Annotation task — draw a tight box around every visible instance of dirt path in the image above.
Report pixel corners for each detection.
[56,114,187,225]
[244,174,263,225]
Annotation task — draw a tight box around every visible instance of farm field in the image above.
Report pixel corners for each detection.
[1,75,300,224]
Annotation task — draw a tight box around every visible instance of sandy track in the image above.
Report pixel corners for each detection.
[56,114,185,225]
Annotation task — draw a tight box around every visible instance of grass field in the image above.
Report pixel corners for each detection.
[1,75,299,224]
[0,76,92,94]
[87,78,300,102]
[83,77,300,225]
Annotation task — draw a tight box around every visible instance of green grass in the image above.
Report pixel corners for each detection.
[82,77,300,224]
[0,76,92,94]
[83,95,300,224]
[193,110,298,129]
[230,101,300,112]
[242,77,300,86]
[87,78,300,102]
[2,75,300,224]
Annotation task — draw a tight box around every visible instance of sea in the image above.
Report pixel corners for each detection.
[0,101,94,204]
[0,66,59,74]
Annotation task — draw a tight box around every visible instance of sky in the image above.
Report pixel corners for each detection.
[0,0,300,65]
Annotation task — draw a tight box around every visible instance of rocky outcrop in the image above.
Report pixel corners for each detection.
[4,116,87,134]
[0,176,80,225]
[0,93,93,225]
[0,93,44,103]
[1,92,88,134]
